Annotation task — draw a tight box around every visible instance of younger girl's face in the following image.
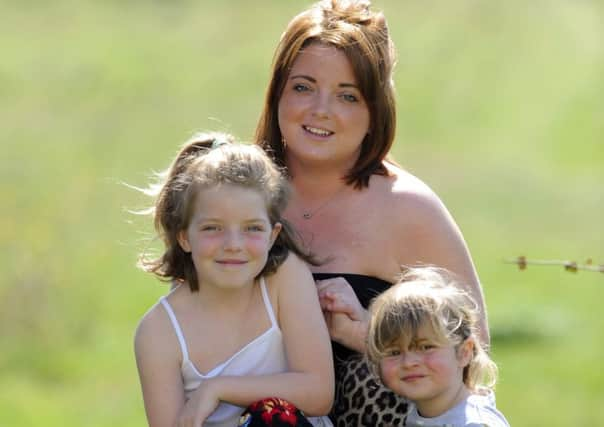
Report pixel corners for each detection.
[379,322,472,418]
[177,184,281,292]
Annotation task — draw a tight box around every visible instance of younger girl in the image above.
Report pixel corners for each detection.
[134,132,334,427]
[366,267,509,427]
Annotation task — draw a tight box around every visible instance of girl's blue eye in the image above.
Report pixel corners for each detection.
[246,225,264,232]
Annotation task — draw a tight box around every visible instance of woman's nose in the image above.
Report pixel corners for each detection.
[311,91,330,119]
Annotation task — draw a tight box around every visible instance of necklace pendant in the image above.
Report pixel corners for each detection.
[303,212,312,219]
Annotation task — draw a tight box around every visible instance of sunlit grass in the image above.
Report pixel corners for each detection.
[2,1,603,426]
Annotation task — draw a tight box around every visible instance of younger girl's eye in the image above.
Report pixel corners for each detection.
[417,343,436,352]
[384,348,401,357]
[201,225,220,232]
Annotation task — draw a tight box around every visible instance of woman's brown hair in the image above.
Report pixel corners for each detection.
[255,0,397,189]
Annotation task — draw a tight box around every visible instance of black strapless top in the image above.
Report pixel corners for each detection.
[312,273,393,365]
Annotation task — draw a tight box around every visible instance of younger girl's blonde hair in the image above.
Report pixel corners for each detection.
[366,267,497,391]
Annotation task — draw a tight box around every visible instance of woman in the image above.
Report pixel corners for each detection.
[255,1,489,425]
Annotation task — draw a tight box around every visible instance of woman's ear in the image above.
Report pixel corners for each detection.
[457,337,475,368]
[270,222,282,247]
[177,230,192,253]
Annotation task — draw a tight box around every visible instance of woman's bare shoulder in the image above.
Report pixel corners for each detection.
[373,165,445,220]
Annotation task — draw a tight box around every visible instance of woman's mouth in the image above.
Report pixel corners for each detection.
[303,125,334,137]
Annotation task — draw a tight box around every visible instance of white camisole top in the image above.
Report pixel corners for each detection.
[160,278,332,427]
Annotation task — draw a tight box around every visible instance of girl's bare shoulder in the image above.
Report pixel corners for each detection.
[265,253,314,293]
[135,299,169,345]
[134,287,188,355]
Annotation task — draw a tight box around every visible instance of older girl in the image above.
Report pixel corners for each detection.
[134,133,333,427]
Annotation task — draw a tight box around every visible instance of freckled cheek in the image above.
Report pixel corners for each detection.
[245,236,273,255]
[193,240,221,257]
[352,112,370,132]
[280,95,309,118]
[423,353,451,373]
[380,358,401,384]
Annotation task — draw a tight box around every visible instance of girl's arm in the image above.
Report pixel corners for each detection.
[134,305,187,427]
[177,254,334,426]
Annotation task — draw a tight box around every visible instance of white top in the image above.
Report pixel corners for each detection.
[160,277,332,427]
[405,390,510,427]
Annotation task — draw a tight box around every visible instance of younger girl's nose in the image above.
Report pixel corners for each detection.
[401,351,421,367]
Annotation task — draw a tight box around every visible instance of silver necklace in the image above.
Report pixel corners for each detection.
[300,186,347,220]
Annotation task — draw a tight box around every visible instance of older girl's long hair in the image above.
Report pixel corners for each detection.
[138,132,317,291]
[255,0,397,189]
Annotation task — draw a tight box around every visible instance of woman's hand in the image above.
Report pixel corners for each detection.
[176,380,220,427]
[316,277,369,352]
[316,277,366,321]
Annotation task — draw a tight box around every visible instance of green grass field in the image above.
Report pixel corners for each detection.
[2,1,603,425]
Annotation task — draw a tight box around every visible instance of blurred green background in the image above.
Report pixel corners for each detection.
[1,1,603,426]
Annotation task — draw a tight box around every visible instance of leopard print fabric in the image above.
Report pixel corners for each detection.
[330,357,409,427]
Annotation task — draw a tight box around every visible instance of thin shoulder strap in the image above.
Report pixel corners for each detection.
[160,297,190,362]
[259,277,278,328]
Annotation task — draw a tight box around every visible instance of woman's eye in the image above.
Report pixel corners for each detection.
[201,225,219,231]
[293,83,310,92]
[340,93,359,102]
[246,225,264,232]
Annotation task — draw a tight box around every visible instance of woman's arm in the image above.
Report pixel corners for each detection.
[134,306,186,427]
[317,277,369,353]
[177,255,334,426]
[402,188,490,346]
[315,178,489,350]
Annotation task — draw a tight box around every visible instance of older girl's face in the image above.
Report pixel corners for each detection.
[278,43,370,171]
[177,184,281,293]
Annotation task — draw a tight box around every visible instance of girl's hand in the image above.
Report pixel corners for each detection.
[176,380,220,427]
[316,277,369,352]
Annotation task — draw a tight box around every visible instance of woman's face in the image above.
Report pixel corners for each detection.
[278,43,370,171]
